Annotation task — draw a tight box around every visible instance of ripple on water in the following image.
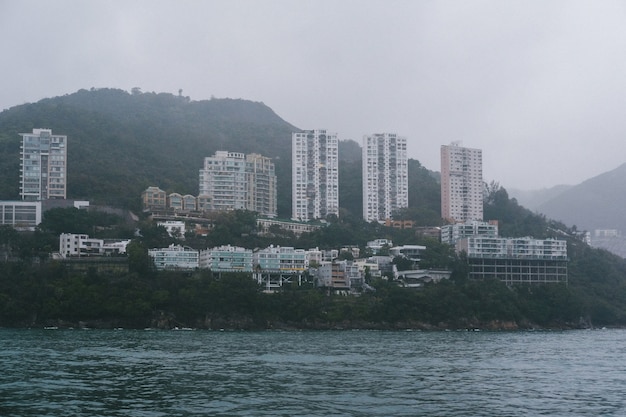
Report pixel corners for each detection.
[2,329,626,416]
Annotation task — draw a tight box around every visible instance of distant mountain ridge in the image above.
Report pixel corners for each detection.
[508,185,573,211]
[534,162,626,233]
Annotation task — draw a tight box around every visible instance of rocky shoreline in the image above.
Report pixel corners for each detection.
[4,314,593,332]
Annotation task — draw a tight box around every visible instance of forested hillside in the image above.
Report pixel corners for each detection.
[3,88,626,329]
[0,89,297,213]
[0,88,442,219]
[3,190,626,329]
[536,163,626,232]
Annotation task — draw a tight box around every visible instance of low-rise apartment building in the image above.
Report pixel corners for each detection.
[440,220,498,245]
[0,201,42,231]
[456,236,568,285]
[199,245,253,272]
[148,244,199,270]
[59,233,130,258]
[316,260,363,291]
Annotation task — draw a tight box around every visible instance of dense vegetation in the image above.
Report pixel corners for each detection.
[0,88,441,219]
[1,89,626,329]
[0,88,297,213]
[2,189,626,329]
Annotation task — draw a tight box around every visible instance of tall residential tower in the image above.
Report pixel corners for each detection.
[19,128,67,201]
[246,153,277,218]
[199,150,277,217]
[292,129,339,221]
[199,151,248,212]
[362,133,408,222]
[440,142,483,223]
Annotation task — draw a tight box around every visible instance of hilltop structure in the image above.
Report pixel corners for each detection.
[362,133,408,222]
[292,129,339,221]
[19,128,67,201]
[440,142,483,223]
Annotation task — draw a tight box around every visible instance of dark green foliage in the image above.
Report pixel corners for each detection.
[39,207,125,236]
[2,90,626,329]
[406,159,442,224]
[0,89,296,215]
[484,183,569,238]
[0,88,446,220]
[0,249,622,329]
[338,159,363,218]
[392,255,414,271]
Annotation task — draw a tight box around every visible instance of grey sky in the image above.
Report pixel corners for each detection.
[2,0,625,190]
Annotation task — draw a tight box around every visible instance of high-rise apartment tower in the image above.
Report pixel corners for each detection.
[19,128,67,201]
[199,151,248,212]
[292,129,339,221]
[199,151,277,217]
[440,142,483,223]
[246,153,277,218]
[362,133,408,222]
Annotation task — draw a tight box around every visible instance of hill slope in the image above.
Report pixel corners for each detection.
[0,88,297,212]
[0,88,443,219]
[508,184,572,211]
[536,163,626,232]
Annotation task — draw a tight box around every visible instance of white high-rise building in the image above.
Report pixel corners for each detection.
[246,153,277,218]
[441,142,483,223]
[292,129,339,221]
[19,128,67,201]
[198,151,277,217]
[362,133,408,222]
[199,151,248,211]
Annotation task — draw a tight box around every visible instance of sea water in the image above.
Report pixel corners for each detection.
[1,328,625,416]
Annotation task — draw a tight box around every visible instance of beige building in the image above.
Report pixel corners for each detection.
[246,153,277,218]
[141,186,167,211]
[199,151,277,217]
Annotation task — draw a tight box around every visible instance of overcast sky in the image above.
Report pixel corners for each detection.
[2,0,625,190]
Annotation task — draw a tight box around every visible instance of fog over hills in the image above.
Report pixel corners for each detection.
[0,88,441,220]
[3,87,624,245]
[509,163,626,257]
[532,163,626,233]
[0,88,297,212]
[508,185,573,212]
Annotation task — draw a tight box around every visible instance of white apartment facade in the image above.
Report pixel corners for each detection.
[20,128,67,201]
[292,129,339,221]
[456,236,568,284]
[0,201,42,231]
[246,153,277,217]
[253,245,307,273]
[148,244,199,270]
[440,220,498,245]
[440,142,483,223]
[157,220,186,238]
[199,245,253,272]
[59,233,131,258]
[316,260,362,290]
[198,151,277,217]
[199,151,248,211]
[362,133,408,222]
